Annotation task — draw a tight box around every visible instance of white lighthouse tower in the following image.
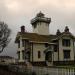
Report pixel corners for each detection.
[31,11,51,35]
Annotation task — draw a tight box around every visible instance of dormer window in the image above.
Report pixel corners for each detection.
[62,39,70,47]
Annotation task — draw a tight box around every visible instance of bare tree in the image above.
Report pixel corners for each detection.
[0,21,11,53]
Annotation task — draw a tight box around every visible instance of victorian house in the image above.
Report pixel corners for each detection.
[15,12,75,66]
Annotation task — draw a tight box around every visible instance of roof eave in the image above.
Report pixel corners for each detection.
[30,41,48,44]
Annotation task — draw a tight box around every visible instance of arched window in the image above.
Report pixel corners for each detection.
[38,51,41,58]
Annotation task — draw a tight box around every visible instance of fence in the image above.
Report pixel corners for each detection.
[1,64,75,75]
[27,66,75,75]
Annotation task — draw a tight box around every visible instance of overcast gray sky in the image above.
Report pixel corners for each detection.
[0,0,75,58]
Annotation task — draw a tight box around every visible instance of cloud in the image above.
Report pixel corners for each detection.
[0,0,75,16]
[5,0,20,12]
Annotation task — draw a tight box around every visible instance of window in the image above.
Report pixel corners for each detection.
[26,52,30,61]
[54,45,57,52]
[18,40,20,48]
[62,39,70,47]
[18,51,20,59]
[22,51,25,59]
[22,39,25,47]
[45,52,52,62]
[34,25,37,28]
[38,51,41,58]
[63,50,70,59]
[45,43,48,47]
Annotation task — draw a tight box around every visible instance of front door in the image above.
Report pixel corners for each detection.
[45,51,52,62]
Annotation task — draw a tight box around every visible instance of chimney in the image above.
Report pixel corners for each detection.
[56,29,61,36]
[64,26,69,32]
[21,26,25,33]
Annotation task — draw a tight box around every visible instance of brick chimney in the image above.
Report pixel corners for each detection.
[64,26,69,32]
[56,29,61,36]
[21,26,25,33]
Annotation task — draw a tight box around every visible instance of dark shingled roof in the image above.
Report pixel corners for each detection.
[15,32,57,43]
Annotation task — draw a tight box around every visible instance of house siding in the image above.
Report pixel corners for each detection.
[32,43,46,62]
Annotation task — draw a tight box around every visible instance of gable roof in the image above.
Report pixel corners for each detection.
[51,31,75,42]
[15,30,75,43]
